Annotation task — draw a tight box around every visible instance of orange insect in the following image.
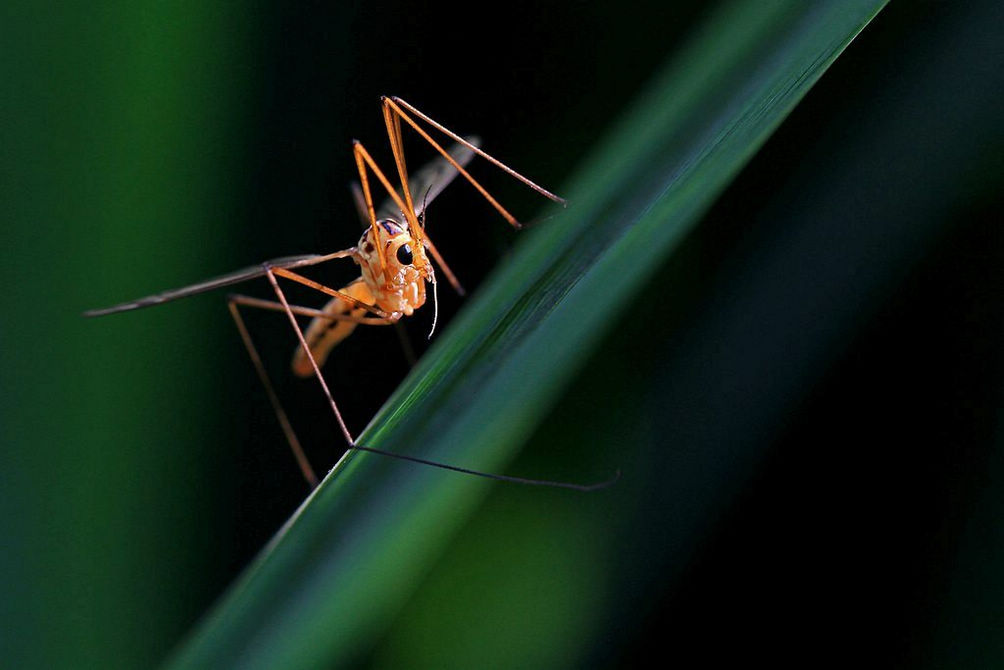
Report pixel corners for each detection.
[86,97,616,492]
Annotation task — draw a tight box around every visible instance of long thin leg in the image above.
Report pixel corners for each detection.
[387,97,566,205]
[270,266,393,318]
[382,97,566,229]
[347,445,621,492]
[421,231,465,296]
[353,140,386,271]
[383,100,418,236]
[382,97,519,228]
[228,293,396,487]
[229,299,318,488]
[352,140,422,271]
[265,268,357,446]
[229,294,394,325]
[262,270,618,493]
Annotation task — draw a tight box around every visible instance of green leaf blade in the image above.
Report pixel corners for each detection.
[167,1,888,667]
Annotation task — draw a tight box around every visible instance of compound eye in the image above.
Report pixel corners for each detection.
[396,243,413,266]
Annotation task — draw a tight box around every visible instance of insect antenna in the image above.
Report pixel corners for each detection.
[420,183,433,225]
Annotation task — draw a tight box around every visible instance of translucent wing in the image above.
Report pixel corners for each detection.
[84,254,327,317]
[375,137,480,222]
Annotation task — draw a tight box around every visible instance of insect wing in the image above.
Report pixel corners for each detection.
[84,254,325,317]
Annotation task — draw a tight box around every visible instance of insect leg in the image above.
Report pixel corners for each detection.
[228,297,318,488]
[382,101,419,238]
[382,97,566,229]
[352,141,385,271]
[269,267,392,318]
[263,268,380,447]
[381,98,518,229]
[352,140,422,271]
[228,292,397,487]
[421,231,465,296]
[229,294,391,325]
[387,97,566,204]
[261,267,617,493]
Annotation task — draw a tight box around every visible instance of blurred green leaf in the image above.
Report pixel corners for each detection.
[166,1,887,667]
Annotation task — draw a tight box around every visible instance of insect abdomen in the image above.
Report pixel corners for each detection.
[291,278,374,378]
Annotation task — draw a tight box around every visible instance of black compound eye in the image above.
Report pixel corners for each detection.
[396,243,413,266]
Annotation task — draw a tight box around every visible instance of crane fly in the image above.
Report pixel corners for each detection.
[86,96,618,492]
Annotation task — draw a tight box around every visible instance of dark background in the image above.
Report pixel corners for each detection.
[2,1,1001,667]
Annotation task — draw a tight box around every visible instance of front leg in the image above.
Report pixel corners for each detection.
[263,268,357,448]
